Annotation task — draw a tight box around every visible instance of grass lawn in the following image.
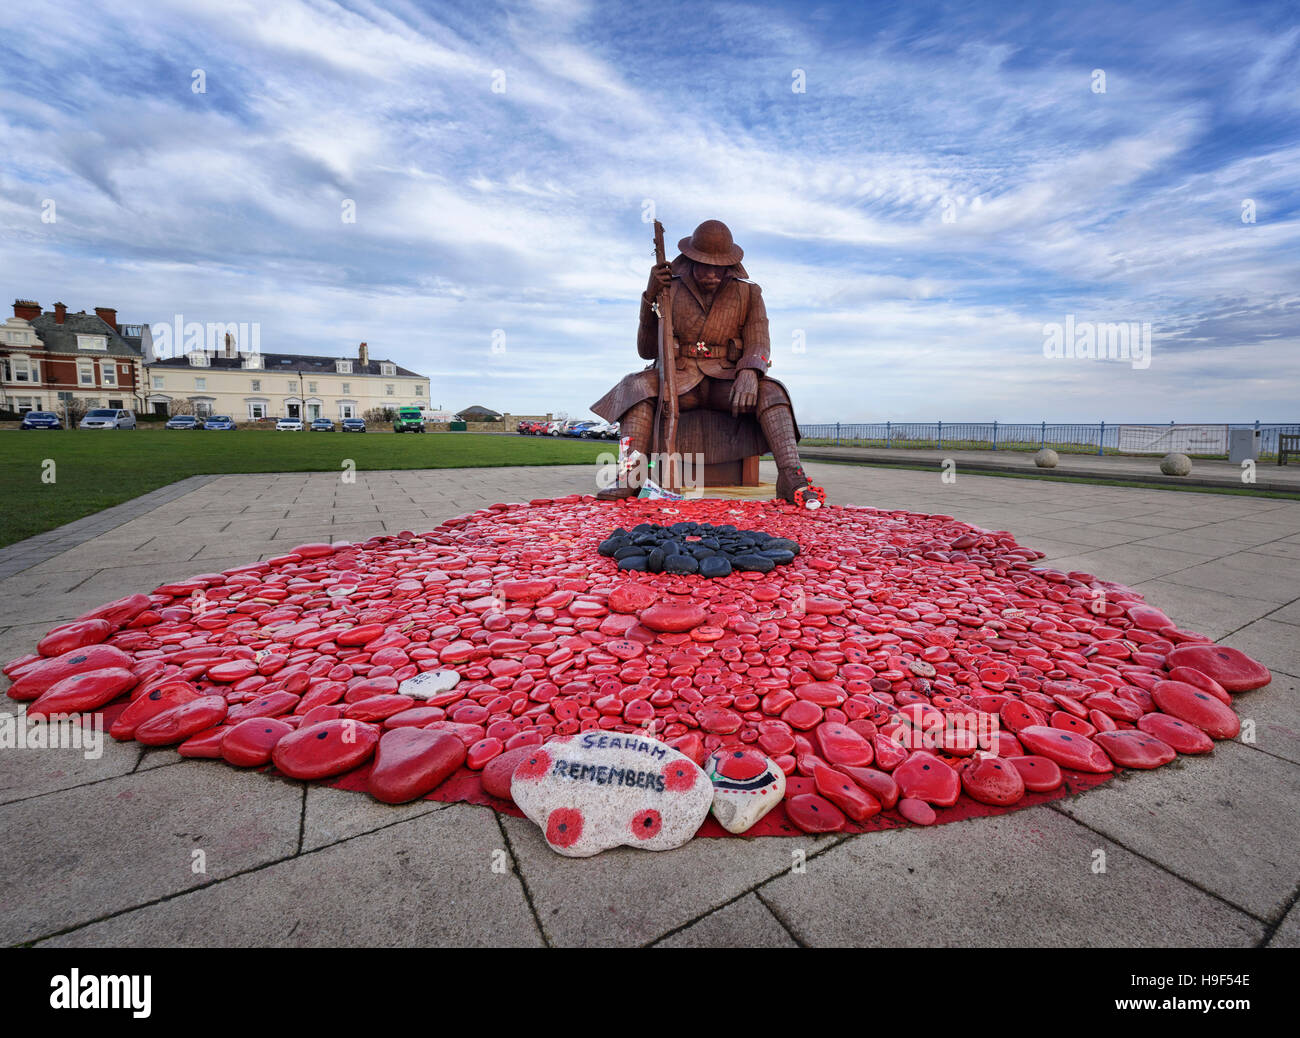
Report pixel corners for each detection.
[0,430,609,548]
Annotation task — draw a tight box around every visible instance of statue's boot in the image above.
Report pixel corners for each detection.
[759,400,824,507]
[597,400,654,500]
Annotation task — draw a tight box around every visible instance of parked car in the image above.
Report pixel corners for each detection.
[79,408,136,430]
[516,420,532,435]
[165,415,199,430]
[393,406,425,433]
[309,418,335,432]
[276,417,304,431]
[604,421,620,440]
[341,418,366,433]
[19,411,61,430]
[201,415,236,431]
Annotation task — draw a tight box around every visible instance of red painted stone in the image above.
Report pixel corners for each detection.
[28,667,137,717]
[638,601,707,633]
[481,745,535,800]
[500,579,555,603]
[840,766,899,809]
[785,793,847,833]
[815,722,874,767]
[782,700,824,730]
[78,592,152,626]
[893,751,960,806]
[207,659,260,683]
[1165,644,1270,692]
[1136,713,1215,754]
[812,763,881,821]
[1015,725,1113,773]
[178,726,230,759]
[608,583,660,613]
[466,737,504,769]
[135,695,229,746]
[1094,730,1177,769]
[960,755,1026,805]
[1008,755,1063,792]
[1150,681,1240,739]
[221,718,294,767]
[271,719,380,780]
[1167,666,1231,705]
[898,797,936,825]
[6,645,133,701]
[36,620,113,658]
[227,690,300,723]
[110,681,199,740]
[368,729,466,803]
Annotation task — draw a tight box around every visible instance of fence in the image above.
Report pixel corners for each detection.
[799,421,1300,458]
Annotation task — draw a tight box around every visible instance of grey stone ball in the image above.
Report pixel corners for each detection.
[1160,453,1192,476]
[1034,448,1059,468]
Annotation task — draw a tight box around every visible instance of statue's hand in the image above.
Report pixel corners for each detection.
[645,262,672,301]
[730,368,758,416]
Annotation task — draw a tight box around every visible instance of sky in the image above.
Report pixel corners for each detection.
[1,0,1298,423]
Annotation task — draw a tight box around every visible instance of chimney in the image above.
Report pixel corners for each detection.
[224,331,238,359]
[94,306,118,331]
[13,299,40,321]
[54,302,67,324]
[359,341,369,367]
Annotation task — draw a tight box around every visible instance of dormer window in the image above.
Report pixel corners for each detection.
[78,335,108,351]
[188,351,210,367]
[381,363,396,376]
[336,360,352,374]
[243,353,262,369]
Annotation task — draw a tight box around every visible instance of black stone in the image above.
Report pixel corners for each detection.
[732,553,775,573]
[699,556,732,578]
[617,556,648,571]
[647,547,667,573]
[664,554,699,574]
[614,545,647,560]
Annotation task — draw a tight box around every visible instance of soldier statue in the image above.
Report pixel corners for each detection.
[592,219,821,504]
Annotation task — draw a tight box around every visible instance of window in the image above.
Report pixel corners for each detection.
[194,377,206,390]
[288,380,298,393]
[12,356,34,382]
[188,351,209,366]
[248,402,267,420]
[386,384,395,396]
[381,363,396,376]
[152,375,165,389]
[308,381,318,394]
[77,335,107,350]
[243,354,261,369]
[101,363,117,387]
[250,379,261,391]
[15,397,35,412]
[4,331,28,344]
[194,401,213,418]
[341,382,351,394]
[79,361,94,385]
[339,403,355,419]
[108,399,124,409]
[336,360,352,374]
[415,384,424,396]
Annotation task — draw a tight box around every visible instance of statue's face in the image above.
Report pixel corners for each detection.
[692,262,725,292]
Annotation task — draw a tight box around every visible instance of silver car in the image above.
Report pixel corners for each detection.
[79,408,136,429]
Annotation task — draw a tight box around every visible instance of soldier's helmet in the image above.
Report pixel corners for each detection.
[677,220,743,266]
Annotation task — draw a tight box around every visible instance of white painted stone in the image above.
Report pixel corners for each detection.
[398,669,460,700]
[1034,448,1059,468]
[511,733,712,857]
[704,747,786,834]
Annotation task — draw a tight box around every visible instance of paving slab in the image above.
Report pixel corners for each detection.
[501,813,845,947]
[0,761,301,945]
[1129,578,1283,641]
[301,782,448,852]
[1052,740,1298,921]
[36,804,542,948]
[1267,899,1300,948]
[758,807,1263,947]
[654,892,799,948]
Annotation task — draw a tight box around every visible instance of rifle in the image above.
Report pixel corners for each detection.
[651,220,679,490]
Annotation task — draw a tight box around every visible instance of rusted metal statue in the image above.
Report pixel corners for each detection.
[593,219,821,504]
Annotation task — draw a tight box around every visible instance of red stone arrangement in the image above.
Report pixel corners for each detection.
[2,495,1272,839]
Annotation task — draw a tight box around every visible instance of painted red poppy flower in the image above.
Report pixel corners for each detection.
[546,807,583,848]
[630,809,662,840]
[514,749,551,781]
[663,760,697,792]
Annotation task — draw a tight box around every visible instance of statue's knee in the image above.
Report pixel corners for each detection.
[757,380,789,413]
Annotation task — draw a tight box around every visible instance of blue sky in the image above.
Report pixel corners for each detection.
[1,0,1297,422]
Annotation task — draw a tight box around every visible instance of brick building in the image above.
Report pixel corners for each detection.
[0,300,145,414]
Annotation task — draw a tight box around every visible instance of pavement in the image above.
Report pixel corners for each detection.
[1,460,1297,948]
[799,445,1300,493]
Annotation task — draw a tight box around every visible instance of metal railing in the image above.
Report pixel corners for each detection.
[799,421,1300,458]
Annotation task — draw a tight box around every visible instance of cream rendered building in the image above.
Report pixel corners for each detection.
[145,341,430,422]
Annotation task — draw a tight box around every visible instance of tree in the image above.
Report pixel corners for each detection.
[363,407,394,424]
[61,397,89,427]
